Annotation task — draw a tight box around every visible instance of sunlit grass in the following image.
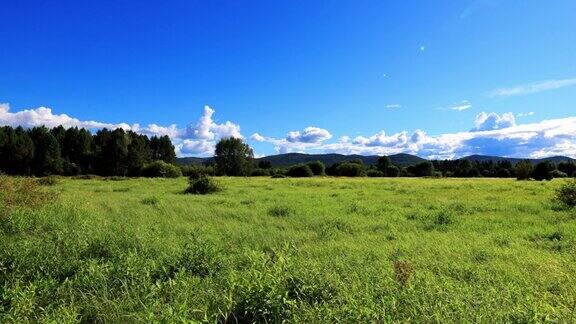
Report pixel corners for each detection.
[1,177,575,322]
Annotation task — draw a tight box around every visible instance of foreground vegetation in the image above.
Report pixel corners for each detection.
[1,176,576,322]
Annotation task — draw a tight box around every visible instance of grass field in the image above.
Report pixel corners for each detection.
[1,177,576,322]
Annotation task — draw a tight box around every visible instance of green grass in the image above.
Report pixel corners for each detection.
[1,177,576,322]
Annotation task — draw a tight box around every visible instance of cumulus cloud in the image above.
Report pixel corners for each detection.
[250,133,266,142]
[254,113,576,159]
[0,103,243,157]
[3,102,576,159]
[286,127,332,143]
[490,78,576,97]
[473,112,516,131]
[0,103,131,130]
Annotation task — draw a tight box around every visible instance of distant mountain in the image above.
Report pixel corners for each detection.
[177,152,426,167]
[176,153,575,168]
[176,157,212,165]
[460,155,575,165]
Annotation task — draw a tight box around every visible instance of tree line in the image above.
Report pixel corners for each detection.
[0,125,176,176]
[203,138,576,181]
[2,127,575,180]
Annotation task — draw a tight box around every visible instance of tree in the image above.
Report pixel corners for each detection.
[533,161,555,181]
[286,164,314,177]
[376,156,391,175]
[386,165,400,177]
[306,160,325,176]
[214,137,254,176]
[0,126,35,175]
[407,162,434,177]
[558,161,576,178]
[515,160,533,180]
[258,160,272,169]
[29,126,63,175]
[335,162,366,177]
[126,131,152,176]
[150,135,176,164]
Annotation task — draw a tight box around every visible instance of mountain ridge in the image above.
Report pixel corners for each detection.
[177,153,575,167]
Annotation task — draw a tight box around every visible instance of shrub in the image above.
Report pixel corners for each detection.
[554,180,576,209]
[366,170,385,177]
[181,164,215,179]
[271,174,287,179]
[71,174,101,180]
[286,164,313,178]
[515,160,533,180]
[306,161,325,176]
[141,160,182,178]
[533,161,555,181]
[250,168,270,177]
[386,165,400,177]
[335,162,366,177]
[497,168,511,178]
[0,175,52,217]
[550,170,567,178]
[37,175,59,186]
[104,176,129,181]
[185,176,222,195]
[393,260,413,287]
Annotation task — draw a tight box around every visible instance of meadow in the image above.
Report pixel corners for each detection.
[1,176,575,322]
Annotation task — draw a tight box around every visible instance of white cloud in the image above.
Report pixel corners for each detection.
[178,139,215,156]
[517,112,535,117]
[385,104,402,109]
[254,113,576,159]
[0,103,131,130]
[286,127,332,143]
[490,78,576,97]
[473,112,515,131]
[0,103,243,157]
[250,133,266,142]
[4,102,576,160]
[438,100,472,112]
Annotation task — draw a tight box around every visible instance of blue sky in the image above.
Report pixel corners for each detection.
[1,0,576,158]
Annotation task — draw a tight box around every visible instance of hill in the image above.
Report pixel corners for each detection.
[177,153,426,168]
[176,153,574,168]
[461,155,575,165]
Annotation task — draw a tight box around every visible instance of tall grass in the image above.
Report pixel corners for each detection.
[1,177,575,322]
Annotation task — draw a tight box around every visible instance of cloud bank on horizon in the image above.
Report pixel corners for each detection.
[1,102,575,160]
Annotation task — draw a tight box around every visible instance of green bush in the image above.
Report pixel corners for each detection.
[271,174,287,179]
[367,170,385,177]
[286,164,313,178]
[71,174,101,180]
[554,180,576,209]
[181,164,215,179]
[1,175,52,217]
[550,170,567,178]
[306,161,325,176]
[533,161,554,181]
[335,163,366,177]
[185,176,222,194]
[250,168,271,177]
[141,160,182,178]
[386,165,400,177]
[515,160,533,180]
